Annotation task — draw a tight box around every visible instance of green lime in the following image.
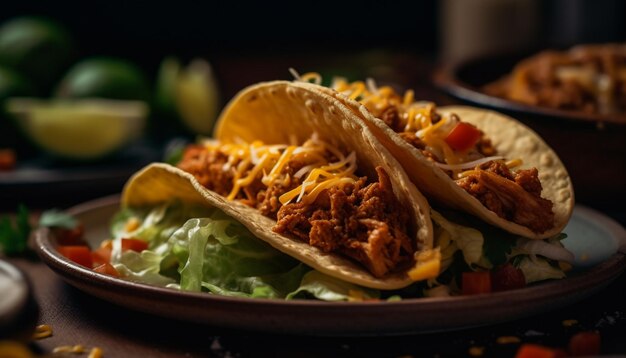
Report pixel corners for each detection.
[155,57,220,136]
[55,57,151,102]
[5,98,148,160]
[0,16,74,91]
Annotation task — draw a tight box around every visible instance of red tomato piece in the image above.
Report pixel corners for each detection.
[568,331,601,356]
[121,238,148,252]
[491,263,526,292]
[444,122,482,152]
[52,224,87,246]
[0,149,16,171]
[91,246,112,266]
[462,271,492,295]
[57,246,93,268]
[515,344,566,358]
[93,263,120,277]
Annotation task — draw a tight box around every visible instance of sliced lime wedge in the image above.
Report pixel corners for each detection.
[156,58,220,136]
[6,98,148,160]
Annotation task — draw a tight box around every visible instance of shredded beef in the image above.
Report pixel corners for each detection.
[380,106,404,132]
[456,161,554,233]
[274,167,413,278]
[256,160,308,218]
[399,131,443,163]
[177,145,234,195]
[178,145,415,278]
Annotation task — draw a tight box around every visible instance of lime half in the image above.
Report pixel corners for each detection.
[6,98,148,160]
[156,58,220,136]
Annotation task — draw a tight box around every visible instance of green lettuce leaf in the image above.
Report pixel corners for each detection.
[286,270,380,301]
[517,256,566,283]
[110,201,382,301]
[431,210,485,267]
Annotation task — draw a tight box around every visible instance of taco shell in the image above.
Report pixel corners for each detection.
[123,81,434,289]
[319,89,574,240]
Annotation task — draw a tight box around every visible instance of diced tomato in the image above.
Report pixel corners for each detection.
[91,246,112,266]
[93,263,120,277]
[0,149,16,171]
[568,331,601,356]
[121,238,148,252]
[57,245,93,268]
[52,224,87,246]
[444,122,482,152]
[462,271,492,295]
[515,344,567,358]
[491,263,526,292]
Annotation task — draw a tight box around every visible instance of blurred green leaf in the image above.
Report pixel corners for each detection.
[0,204,31,255]
[39,209,77,229]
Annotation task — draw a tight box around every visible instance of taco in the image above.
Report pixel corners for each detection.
[293,74,574,240]
[122,81,436,290]
[108,80,574,300]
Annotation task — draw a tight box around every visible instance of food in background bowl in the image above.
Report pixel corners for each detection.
[482,43,626,116]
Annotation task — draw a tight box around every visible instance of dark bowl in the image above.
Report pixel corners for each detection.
[433,52,626,217]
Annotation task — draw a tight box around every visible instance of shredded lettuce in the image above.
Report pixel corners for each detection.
[517,256,566,283]
[109,201,380,301]
[431,210,487,269]
[286,271,379,301]
[431,209,571,293]
[108,202,572,301]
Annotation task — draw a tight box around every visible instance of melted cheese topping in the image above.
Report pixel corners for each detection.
[201,134,358,205]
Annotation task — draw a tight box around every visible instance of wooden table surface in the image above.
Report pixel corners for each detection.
[2,51,626,357]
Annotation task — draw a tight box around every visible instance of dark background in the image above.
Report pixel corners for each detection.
[1,0,625,211]
[2,0,625,70]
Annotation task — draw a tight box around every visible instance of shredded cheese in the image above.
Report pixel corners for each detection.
[201,134,358,206]
[296,73,526,177]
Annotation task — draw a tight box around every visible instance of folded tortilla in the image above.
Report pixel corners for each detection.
[122,81,435,289]
[306,80,574,239]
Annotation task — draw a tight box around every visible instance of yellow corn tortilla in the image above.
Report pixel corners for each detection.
[123,81,434,289]
[310,81,574,240]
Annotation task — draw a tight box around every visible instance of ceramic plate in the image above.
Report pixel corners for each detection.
[34,196,626,336]
[433,53,626,127]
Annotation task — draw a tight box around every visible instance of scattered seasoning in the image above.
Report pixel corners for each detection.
[33,324,53,339]
[496,336,521,344]
[52,345,85,354]
[468,346,485,357]
[88,347,104,358]
[523,329,546,337]
[562,319,578,327]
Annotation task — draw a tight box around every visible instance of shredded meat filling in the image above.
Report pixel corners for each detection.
[177,145,234,195]
[274,167,413,278]
[178,146,414,277]
[374,103,555,233]
[456,161,554,233]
